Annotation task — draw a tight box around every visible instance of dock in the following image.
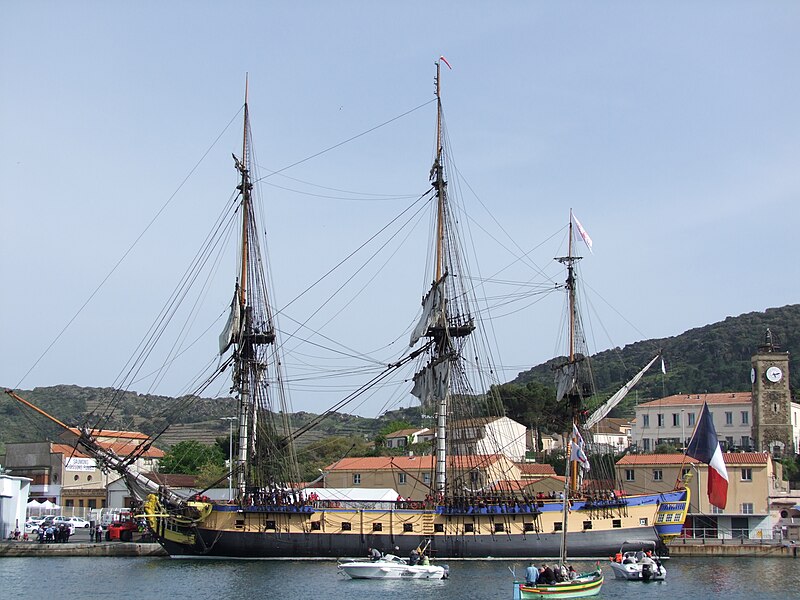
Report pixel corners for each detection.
[0,541,167,557]
[667,538,799,558]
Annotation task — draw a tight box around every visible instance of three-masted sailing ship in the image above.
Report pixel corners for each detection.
[6,64,688,558]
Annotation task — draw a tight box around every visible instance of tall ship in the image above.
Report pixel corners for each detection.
[7,63,688,558]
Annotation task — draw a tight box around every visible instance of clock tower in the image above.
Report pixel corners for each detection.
[751,329,792,457]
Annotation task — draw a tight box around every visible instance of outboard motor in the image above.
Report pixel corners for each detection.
[642,562,653,582]
[442,564,450,579]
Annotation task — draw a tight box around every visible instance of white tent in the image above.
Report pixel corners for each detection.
[302,487,399,509]
[26,499,59,515]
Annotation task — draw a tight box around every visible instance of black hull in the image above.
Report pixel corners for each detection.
[158,526,660,559]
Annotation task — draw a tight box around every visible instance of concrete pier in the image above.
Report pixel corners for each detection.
[0,541,167,557]
[667,538,798,558]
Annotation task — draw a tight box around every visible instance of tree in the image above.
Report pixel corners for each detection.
[159,440,225,475]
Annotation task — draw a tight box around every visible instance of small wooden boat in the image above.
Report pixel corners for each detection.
[514,568,603,599]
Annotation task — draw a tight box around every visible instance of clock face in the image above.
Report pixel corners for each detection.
[751,368,756,384]
[766,366,783,383]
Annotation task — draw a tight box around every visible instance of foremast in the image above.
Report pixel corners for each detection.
[225,79,284,502]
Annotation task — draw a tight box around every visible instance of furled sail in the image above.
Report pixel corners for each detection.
[218,289,241,354]
[583,352,661,429]
[409,276,445,346]
[554,362,578,403]
[410,358,451,407]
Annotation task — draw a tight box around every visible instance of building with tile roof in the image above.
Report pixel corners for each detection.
[615,451,790,540]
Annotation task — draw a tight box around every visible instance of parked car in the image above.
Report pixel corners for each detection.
[24,520,40,533]
[64,516,90,528]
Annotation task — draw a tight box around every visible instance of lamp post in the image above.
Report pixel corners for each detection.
[221,417,236,501]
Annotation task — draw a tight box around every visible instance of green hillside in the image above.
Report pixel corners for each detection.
[512,304,799,418]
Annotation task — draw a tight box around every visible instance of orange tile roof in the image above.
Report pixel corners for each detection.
[98,440,165,458]
[326,454,505,471]
[50,443,91,458]
[616,452,769,466]
[637,392,752,408]
[516,463,558,476]
[67,427,151,439]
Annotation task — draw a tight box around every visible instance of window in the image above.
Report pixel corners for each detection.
[582,521,592,530]
[682,468,691,478]
[725,412,733,426]
[464,523,474,533]
[265,520,276,530]
[639,518,648,526]
[523,522,535,532]
[741,503,754,515]
[643,438,651,451]
[672,413,680,427]
[711,505,723,514]
[741,411,749,425]
[494,523,505,532]
[403,523,414,532]
[643,415,650,427]
[657,414,665,427]
[653,469,663,481]
[741,468,752,481]
[397,438,405,448]
[423,473,431,484]
[372,523,383,531]
[352,473,361,485]
[625,469,635,482]
[399,473,407,485]
[612,519,622,528]
[434,523,444,532]
[341,522,352,531]
[688,413,696,426]
[741,436,751,449]
[554,522,563,531]
[310,521,321,531]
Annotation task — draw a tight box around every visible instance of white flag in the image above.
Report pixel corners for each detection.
[572,212,593,254]
[661,358,667,374]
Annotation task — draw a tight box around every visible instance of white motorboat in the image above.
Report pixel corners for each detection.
[338,554,448,580]
[608,540,667,581]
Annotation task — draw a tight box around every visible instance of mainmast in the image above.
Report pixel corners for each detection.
[431,58,448,495]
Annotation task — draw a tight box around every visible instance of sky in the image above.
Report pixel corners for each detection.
[2,2,799,418]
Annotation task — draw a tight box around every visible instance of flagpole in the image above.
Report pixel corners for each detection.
[674,402,705,489]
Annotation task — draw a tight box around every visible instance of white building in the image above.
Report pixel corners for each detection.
[0,471,32,539]
[587,417,632,453]
[451,416,527,462]
[631,392,800,454]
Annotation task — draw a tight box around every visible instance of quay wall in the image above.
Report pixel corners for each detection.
[0,542,167,557]
[667,539,798,558]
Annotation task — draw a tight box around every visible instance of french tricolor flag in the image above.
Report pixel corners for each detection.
[686,402,729,509]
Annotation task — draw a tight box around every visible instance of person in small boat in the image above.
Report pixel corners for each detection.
[635,548,646,561]
[409,548,420,565]
[525,562,539,585]
[368,547,382,561]
[568,565,578,580]
[553,565,565,583]
[541,564,555,584]
[420,554,430,566]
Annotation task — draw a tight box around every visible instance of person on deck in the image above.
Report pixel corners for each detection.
[409,548,420,565]
[525,562,539,586]
[368,547,382,561]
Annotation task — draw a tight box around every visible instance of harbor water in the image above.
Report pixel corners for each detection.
[1,556,798,600]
